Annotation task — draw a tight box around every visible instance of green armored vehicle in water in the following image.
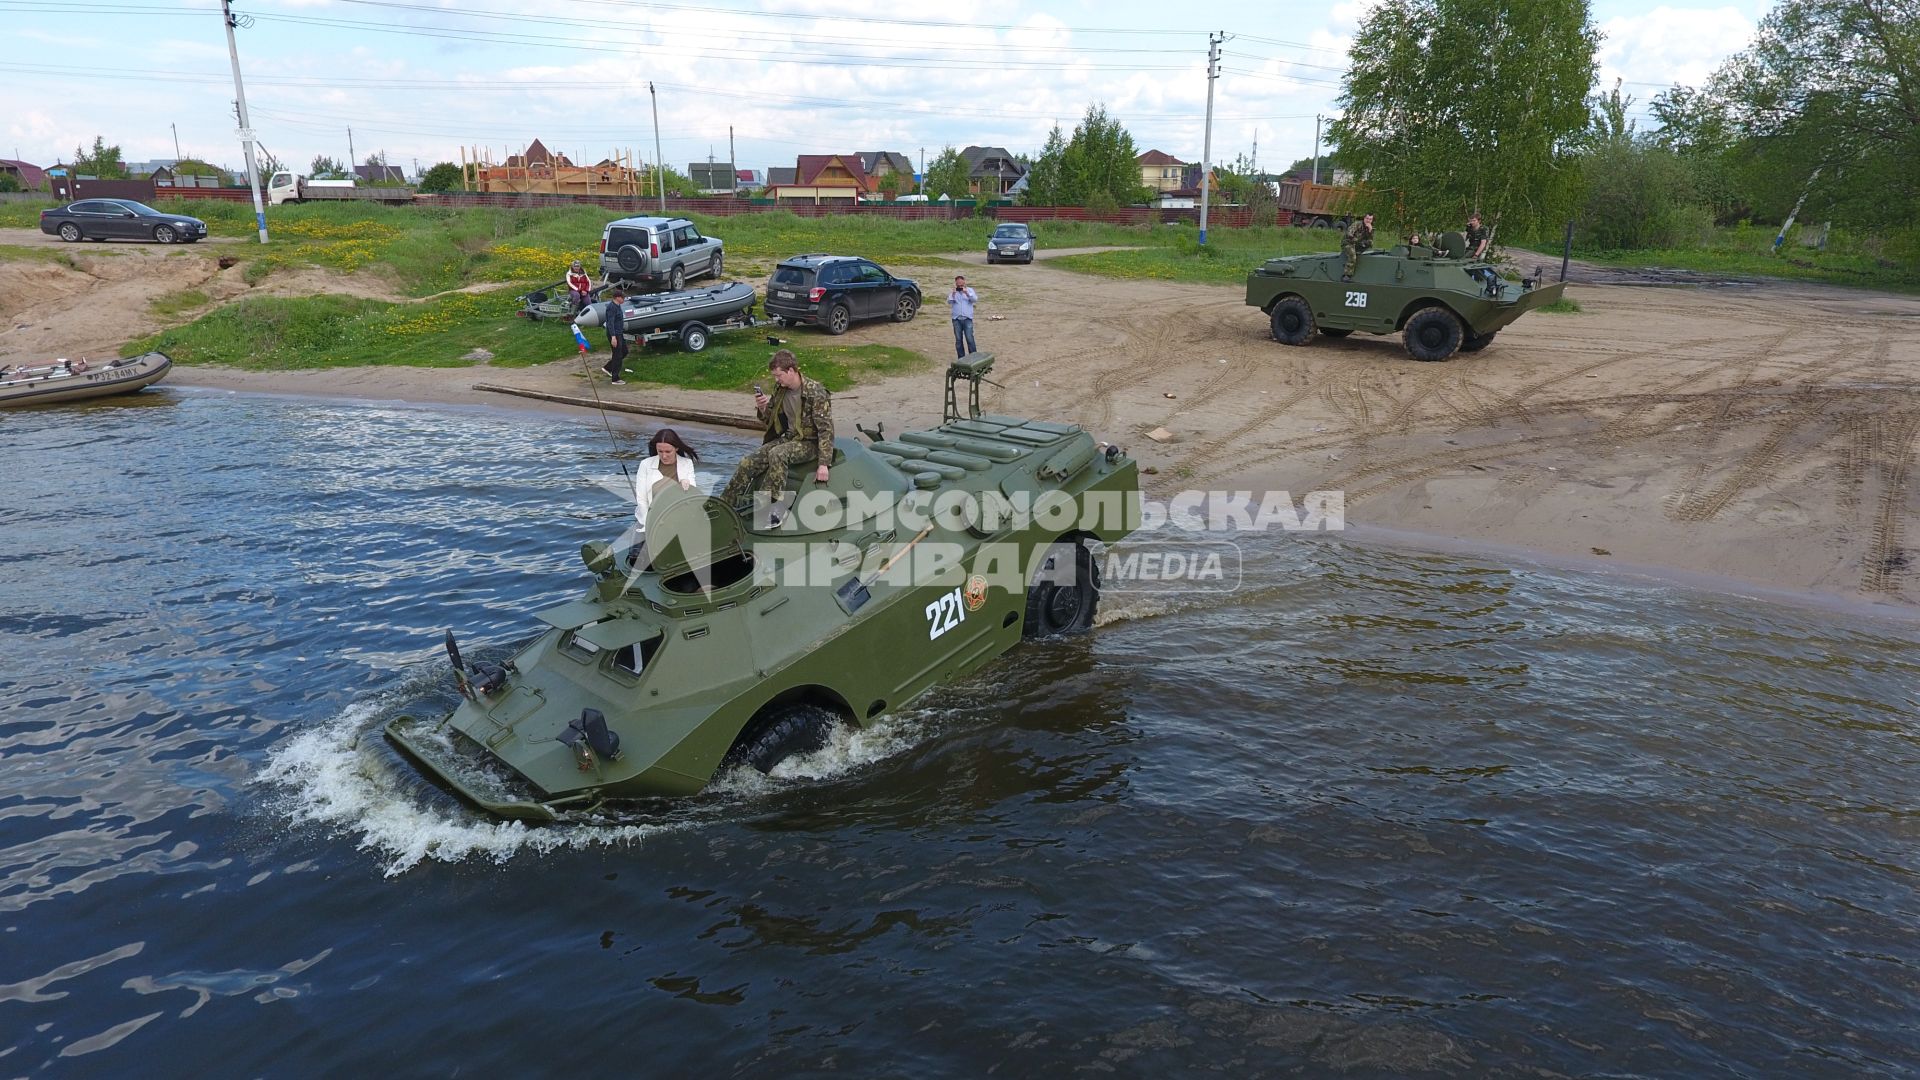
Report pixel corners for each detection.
[386,356,1140,821]
[1245,231,1566,361]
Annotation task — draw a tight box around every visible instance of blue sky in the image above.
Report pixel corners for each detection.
[1,0,1769,178]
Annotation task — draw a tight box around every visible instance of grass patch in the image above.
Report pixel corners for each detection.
[1539,298,1583,313]
[0,243,81,268]
[0,201,57,228]
[1541,223,1920,294]
[603,340,929,393]
[122,288,933,390]
[149,289,209,317]
[122,293,562,369]
[1052,226,1346,287]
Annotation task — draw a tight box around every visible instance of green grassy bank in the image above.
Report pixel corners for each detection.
[121,289,924,391]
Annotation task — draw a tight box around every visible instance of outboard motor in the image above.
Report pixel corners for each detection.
[560,708,621,770]
[468,662,509,696]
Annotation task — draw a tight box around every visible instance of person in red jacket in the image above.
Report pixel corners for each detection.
[566,261,594,314]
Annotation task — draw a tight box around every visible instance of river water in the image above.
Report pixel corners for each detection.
[2,389,1917,1076]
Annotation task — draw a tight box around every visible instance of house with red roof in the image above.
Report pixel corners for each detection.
[0,159,47,191]
[765,154,870,205]
[1136,150,1187,194]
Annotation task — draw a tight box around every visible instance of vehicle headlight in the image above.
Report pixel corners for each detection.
[1020,241,1032,249]
[174,221,191,228]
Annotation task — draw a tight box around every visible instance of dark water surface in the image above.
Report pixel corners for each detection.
[3,390,1918,1076]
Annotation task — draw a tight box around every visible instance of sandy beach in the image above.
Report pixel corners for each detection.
[9,234,1918,611]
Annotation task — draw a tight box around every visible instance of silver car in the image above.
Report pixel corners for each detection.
[598,216,725,292]
[986,223,1035,265]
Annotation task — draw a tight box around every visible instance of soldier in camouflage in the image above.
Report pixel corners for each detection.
[1340,213,1375,281]
[1466,213,1491,260]
[720,350,835,510]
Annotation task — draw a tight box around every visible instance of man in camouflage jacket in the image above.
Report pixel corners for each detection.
[720,350,834,508]
[1341,213,1375,281]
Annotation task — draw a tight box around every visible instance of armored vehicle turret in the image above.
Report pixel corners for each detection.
[1245,232,1566,361]
[386,355,1141,821]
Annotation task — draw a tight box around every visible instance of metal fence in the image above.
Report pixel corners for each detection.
[130,188,1306,227]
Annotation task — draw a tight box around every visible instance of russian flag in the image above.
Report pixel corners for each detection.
[570,323,591,353]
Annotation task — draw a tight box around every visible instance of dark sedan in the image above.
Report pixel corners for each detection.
[40,200,208,244]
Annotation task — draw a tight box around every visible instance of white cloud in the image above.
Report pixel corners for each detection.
[1597,5,1755,91]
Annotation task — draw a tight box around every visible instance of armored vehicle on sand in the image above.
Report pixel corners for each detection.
[386,355,1140,821]
[1245,231,1566,361]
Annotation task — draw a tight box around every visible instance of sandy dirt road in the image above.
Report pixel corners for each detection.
[8,238,1917,607]
[806,256,1920,608]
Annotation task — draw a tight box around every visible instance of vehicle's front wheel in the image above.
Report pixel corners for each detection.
[1024,539,1099,639]
[679,321,710,353]
[709,251,723,280]
[153,225,175,244]
[825,303,851,335]
[1403,305,1464,361]
[893,293,919,322]
[1269,296,1315,345]
[724,703,838,774]
[58,223,81,242]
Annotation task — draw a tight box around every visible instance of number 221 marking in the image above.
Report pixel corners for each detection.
[925,587,968,640]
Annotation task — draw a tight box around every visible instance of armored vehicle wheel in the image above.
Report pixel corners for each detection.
[1025,539,1099,638]
[825,303,851,335]
[724,703,838,774]
[1269,296,1315,346]
[1319,327,1353,338]
[1403,305,1464,362]
[680,321,710,352]
[893,294,919,322]
[1460,330,1498,353]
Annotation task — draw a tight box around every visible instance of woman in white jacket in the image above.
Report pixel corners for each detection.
[634,428,702,533]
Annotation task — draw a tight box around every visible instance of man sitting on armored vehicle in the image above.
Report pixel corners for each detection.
[1341,212,1374,281]
[719,350,834,512]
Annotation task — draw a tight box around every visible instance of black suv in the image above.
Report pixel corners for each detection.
[763,255,920,335]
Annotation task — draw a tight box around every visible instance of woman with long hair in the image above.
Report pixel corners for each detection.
[634,428,702,532]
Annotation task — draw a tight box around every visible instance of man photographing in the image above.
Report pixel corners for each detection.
[719,350,834,512]
[947,275,979,360]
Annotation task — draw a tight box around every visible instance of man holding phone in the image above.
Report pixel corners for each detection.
[947,275,978,359]
[719,350,834,512]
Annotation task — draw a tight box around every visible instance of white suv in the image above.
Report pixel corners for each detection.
[598,216,724,292]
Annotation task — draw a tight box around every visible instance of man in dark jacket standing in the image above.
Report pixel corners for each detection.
[603,289,628,385]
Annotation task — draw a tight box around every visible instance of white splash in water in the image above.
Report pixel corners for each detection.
[255,701,678,877]
[700,710,941,796]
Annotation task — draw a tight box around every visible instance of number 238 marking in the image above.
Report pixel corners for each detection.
[1344,291,1369,308]
[925,587,968,640]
